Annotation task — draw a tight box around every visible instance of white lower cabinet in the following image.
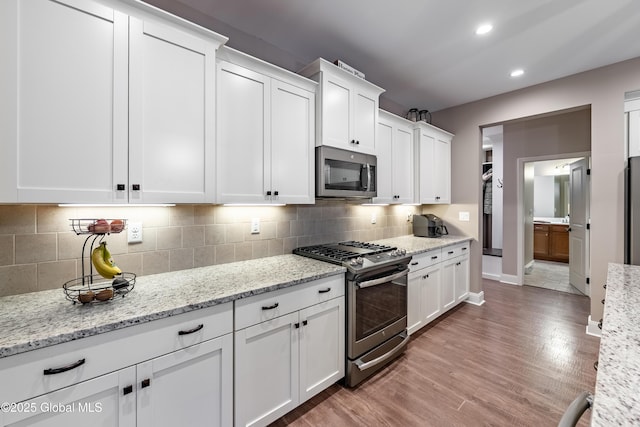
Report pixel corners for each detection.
[407,241,470,336]
[0,304,233,427]
[234,276,345,427]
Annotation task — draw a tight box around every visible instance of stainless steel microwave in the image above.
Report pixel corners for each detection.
[316,146,377,198]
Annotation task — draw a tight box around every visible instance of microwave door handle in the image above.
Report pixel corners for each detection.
[357,268,409,289]
[360,164,368,191]
[367,164,372,191]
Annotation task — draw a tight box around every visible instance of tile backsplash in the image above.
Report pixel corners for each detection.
[0,202,418,297]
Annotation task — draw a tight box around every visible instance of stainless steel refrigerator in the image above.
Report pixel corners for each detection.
[625,156,640,265]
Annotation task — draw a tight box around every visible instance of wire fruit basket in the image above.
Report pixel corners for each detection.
[64,219,136,304]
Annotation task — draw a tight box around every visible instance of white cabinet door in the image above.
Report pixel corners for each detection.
[129,18,216,204]
[441,258,456,312]
[235,312,299,427]
[393,125,414,203]
[454,255,470,303]
[299,297,344,403]
[271,79,315,204]
[353,90,377,153]
[136,335,233,427]
[1,366,136,427]
[374,120,394,203]
[216,61,270,204]
[322,74,352,150]
[422,264,442,325]
[0,0,128,203]
[415,126,452,204]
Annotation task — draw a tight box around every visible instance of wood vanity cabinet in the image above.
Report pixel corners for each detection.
[533,223,569,263]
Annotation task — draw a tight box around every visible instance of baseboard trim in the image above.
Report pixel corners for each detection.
[482,272,501,281]
[465,291,485,306]
[500,274,519,285]
[586,315,602,338]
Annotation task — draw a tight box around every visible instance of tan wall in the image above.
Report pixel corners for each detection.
[502,108,592,276]
[0,202,419,297]
[432,57,640,323]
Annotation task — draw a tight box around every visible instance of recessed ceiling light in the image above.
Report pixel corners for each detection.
[510,69,525,77]
[475,24,493,35]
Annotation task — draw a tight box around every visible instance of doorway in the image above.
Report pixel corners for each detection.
[517,153,591,295]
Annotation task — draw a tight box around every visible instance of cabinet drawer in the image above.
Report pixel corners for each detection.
[234,275,345,331]
[0,302,232,404]
[534,224,549,232]
[442,242,470,260]
[408,249,442,272]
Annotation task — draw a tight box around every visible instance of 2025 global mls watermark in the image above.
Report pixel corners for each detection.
[1,401,103,414]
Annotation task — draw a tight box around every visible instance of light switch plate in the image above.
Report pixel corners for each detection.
[371,213,377,224]
[128,222,143,243]
[459,211,470,222]
[251,218,260,234]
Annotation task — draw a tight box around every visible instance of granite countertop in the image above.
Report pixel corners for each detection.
[591,263,640,426]
[0,255,345,359]
[373,234,472,255]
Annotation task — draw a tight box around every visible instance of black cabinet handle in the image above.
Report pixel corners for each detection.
[274,191,279,196]
[456,262,461,266]
[597,319,603,330]
[302,320,308,326]
[350,139,356,144]
[132,184,140,191]
[141,378,150,388]
[266,191,272,196]
[44,358,85,375]
[448,251,454,255]
[603,283,607,289]
[411,262,419,266]
[601,299,605,305]
[318,288,331,294]
[431,256,438,260]
[123,385,133,395]
[294,322,300,328]
[178,324,204,336]
[462,247,468,251]
[262,302,279,310]
[116,184,126,191]
[355,140,360,145]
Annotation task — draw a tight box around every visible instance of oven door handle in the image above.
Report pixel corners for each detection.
[356,268,409,289]
[354,332,410,371]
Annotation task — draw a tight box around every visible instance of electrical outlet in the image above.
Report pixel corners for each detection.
[128,222,143,243]
[371,213,377,224]
[251,218,260,234]
[459,211,470,222]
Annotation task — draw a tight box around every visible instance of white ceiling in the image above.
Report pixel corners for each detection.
[144,0,640,113]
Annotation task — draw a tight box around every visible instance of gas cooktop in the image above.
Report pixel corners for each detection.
[293,241,410,272]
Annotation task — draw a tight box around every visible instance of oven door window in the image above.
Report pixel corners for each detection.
[355,272,406,341]
[324,159,375,192]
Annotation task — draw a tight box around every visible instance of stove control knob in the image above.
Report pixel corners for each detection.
[349,258,359,266]
[390,250,398,257]
[399,249,407,255]
[356,257,364,265]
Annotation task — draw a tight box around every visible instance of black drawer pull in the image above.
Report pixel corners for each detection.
[141,378,150,388]
[123,385,133,395]
[431,256,438,260]
[178,324,204,336]
[43,358,85,375]
[462,247,468,251]
[294,322,300,329]
[131,184,141,191]
[318,288,331,294]
[411,262,419,266]
[302,320,308,326]
[262,302,279,310]
[448,251,454,255]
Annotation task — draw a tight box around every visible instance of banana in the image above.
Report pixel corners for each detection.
[92,242,122,279]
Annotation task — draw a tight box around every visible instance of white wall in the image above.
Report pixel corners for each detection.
[432,57,640,323]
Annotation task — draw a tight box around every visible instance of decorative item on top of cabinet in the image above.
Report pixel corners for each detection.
[216,47,316,204]
[373,110,415,204]
[0,0,227,204]
[299,58,384,155]
[413,121,454,204]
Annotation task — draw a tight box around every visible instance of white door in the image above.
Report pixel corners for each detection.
[299,298,344,403]
[374,120,394,203]
[418,131,437,203]
[422,264,442,325]
[1,367,136,427]
[406,272,423,335]
[353,91,377,153]
[136,335,233,427]
[129,18,216,203]
[321,74,351,149]
[569,158,590,295]
[2,0,128,203]
[455,255,470,302]
[216,61,270,204]
[441,259,456,311]
[235,312,299,427]
[433,137,451,203]
[271,79,315,204]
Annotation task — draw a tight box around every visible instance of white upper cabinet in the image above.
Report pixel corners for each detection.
[414,122,453,204]
[299,58,384,155]
[0,0,226,203]
[216,48,316,204]
[374,110,415,204]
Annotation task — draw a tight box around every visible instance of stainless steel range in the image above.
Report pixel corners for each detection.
[293,241,411,387]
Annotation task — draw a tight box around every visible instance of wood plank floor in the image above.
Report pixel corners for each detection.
[271,279,601,427]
